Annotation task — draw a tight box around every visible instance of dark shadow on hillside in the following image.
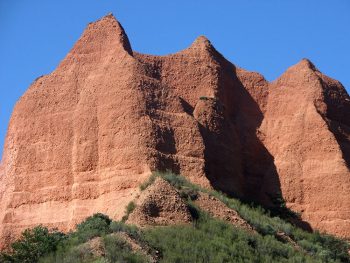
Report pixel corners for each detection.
[328,121,350,170]
[137,43,313,232]
[319,78,350,170]
[179,97,194,116]
[154,126,181,175]
[193,53,313,232]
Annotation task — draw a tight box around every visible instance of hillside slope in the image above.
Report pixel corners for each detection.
[1,173,349,263]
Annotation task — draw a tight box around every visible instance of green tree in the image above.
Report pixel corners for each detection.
[74,213,112,243]
[0,226,65,263]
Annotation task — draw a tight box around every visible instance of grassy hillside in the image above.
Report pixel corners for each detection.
[1,172,349,263]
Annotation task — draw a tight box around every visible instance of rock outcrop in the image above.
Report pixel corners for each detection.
[0,14,349,247]
[259,59,350,237]
[194,192,253,232]
[127,178,191,226]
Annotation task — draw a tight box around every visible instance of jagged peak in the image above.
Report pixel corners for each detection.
[273,58,320,84]
[87,13,124,30]
[133,35,219,59]
[192,35,212,48]
[89,12,116,24]
[278,58,319,76]
[294,58,318,72]
[187,35,228,64]
[189,35,219,54]
[79,13,133,55]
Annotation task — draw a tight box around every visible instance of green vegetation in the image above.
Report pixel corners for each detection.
[139,173,157,191]
[144,172,350,263]
[0,226,65,263]
[144,211,313,263]
[102,235,145,263]
[1,172,349,263]
[122,201,136,222]
[39,214,147,263]
[74,213,112,243]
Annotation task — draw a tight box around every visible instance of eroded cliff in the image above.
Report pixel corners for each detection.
[0,14,349,247]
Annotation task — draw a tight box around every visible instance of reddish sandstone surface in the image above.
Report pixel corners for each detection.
[194,192,253,232]
[127,178,191,226]
[0,14,349,247]
[259,59,350,237]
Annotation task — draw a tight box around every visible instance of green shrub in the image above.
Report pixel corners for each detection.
[143,213,320,263]
[73,213,112,243]
[122,201,136,222]
[179,187,199,200]
[0,226,65,263]
[110,221,140,240]
[59,244,95,263]
[150,172,350,263]
[90,258,109,263]
[139,174,157,191]
[158,171,189,189]
[38,214,113,262]
[126,202,136,215]
[109,221,127,233]
[4,172,350,263]
[102,235,147,263]
[306,231,350,262]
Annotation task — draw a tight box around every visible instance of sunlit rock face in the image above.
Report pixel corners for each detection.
[0,14,349,248]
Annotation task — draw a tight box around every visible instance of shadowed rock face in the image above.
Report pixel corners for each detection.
[259,59,350,237]
[0,14,349,247]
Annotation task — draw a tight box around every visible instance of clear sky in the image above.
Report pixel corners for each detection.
[0,1,349,159]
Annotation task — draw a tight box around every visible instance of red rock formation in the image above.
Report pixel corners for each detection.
[259,59,350,237]
[0,14,349,247]
[0,14,152,248]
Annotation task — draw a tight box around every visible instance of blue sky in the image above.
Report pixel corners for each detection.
[0,1,349,159]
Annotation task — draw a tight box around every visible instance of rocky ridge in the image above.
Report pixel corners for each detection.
[0,14,349,248]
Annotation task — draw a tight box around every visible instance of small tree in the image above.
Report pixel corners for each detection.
[0,226,65,263]
[74,213,112,242]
